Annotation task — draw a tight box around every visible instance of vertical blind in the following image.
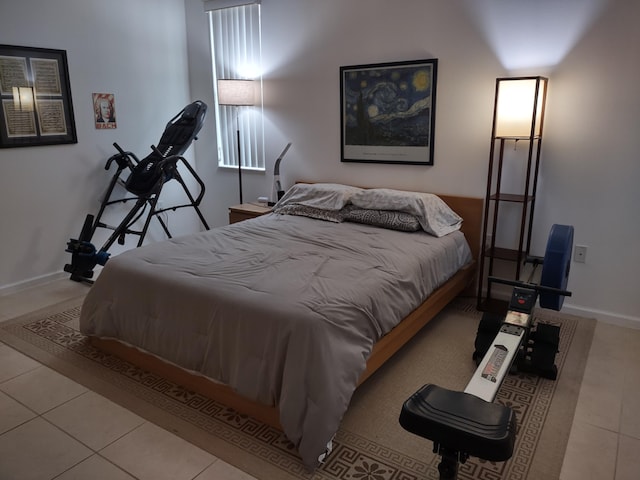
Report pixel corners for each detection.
[208,2,264,170]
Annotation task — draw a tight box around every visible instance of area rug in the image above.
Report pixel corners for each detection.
[0,296,595,480]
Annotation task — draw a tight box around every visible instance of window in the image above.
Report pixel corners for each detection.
[206,0,264,170]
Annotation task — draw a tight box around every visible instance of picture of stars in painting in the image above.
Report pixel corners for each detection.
[342,61,436,148]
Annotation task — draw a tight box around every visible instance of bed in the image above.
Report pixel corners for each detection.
[79,183,482,469]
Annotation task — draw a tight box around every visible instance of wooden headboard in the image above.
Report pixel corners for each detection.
[437,194,483,262]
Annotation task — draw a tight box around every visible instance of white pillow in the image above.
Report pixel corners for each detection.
[274,183,363,211]
[350,188,462,237]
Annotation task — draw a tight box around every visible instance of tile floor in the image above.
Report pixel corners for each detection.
[0,277,639,479]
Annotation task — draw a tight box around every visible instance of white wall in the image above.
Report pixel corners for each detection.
[0,0,199,288]
[186,0,640,325]
[532,0,640,325]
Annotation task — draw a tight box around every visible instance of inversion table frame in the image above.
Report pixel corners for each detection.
[64,100,210,283]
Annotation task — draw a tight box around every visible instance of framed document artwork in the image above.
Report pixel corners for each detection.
[340,58,438,165]
[0,44,77,148]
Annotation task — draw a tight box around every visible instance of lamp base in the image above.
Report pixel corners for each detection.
[236,128,243,204]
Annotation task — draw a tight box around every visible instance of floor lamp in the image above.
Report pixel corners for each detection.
[217,79,256,204]
[477,76,548,311]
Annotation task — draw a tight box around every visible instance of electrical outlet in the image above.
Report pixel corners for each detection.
[574,245,587,263]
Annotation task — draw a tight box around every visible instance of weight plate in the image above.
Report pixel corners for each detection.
[539,224,574,310]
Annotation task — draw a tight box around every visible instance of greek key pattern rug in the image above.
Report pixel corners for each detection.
[0,298,594,480]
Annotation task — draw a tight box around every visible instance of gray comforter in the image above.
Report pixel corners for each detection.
[80,213,472,468]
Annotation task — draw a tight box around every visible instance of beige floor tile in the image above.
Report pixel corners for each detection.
[572,328,627,432]
[620,379,640,440]
[0,277,88,321]
[616,434,640,480]
[581,349,626,392]
[0,390,36,434]
[560,420,617,480]
[0,343,41,382]
[195,460,259,480]
[101,422,216,480]
[0,365,87,414]
[573,378,622,432]
[0,417,92,480]
[590,322,638,363]
[55,454,137,480]
[44,390,145,450]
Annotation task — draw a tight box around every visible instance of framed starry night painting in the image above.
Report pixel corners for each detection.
[340,58,438,165]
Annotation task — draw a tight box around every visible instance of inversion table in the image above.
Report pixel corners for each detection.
[64,100,209,283]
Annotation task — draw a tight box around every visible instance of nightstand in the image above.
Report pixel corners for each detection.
[228,203,272,224]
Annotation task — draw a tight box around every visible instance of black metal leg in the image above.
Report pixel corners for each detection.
[170,168,210,230]
[99,196,148,252]
[436,447,463,480]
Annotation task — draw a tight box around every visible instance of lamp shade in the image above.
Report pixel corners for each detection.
[217,79,256,106]
[495,77,547,138]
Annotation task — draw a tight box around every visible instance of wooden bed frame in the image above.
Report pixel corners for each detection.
[89,193,483,430]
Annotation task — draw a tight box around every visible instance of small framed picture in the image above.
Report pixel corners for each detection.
[93,92,117,129]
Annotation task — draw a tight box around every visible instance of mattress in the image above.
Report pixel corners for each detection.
[80,213,472,468]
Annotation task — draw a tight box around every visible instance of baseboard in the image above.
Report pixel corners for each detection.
[0,271,68,297]
[561,303,640,330]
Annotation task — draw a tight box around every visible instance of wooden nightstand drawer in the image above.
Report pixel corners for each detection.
[229,203,272,224]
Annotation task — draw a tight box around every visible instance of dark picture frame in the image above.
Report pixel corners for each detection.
[0,44,77,148]
[340,58,438,165]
